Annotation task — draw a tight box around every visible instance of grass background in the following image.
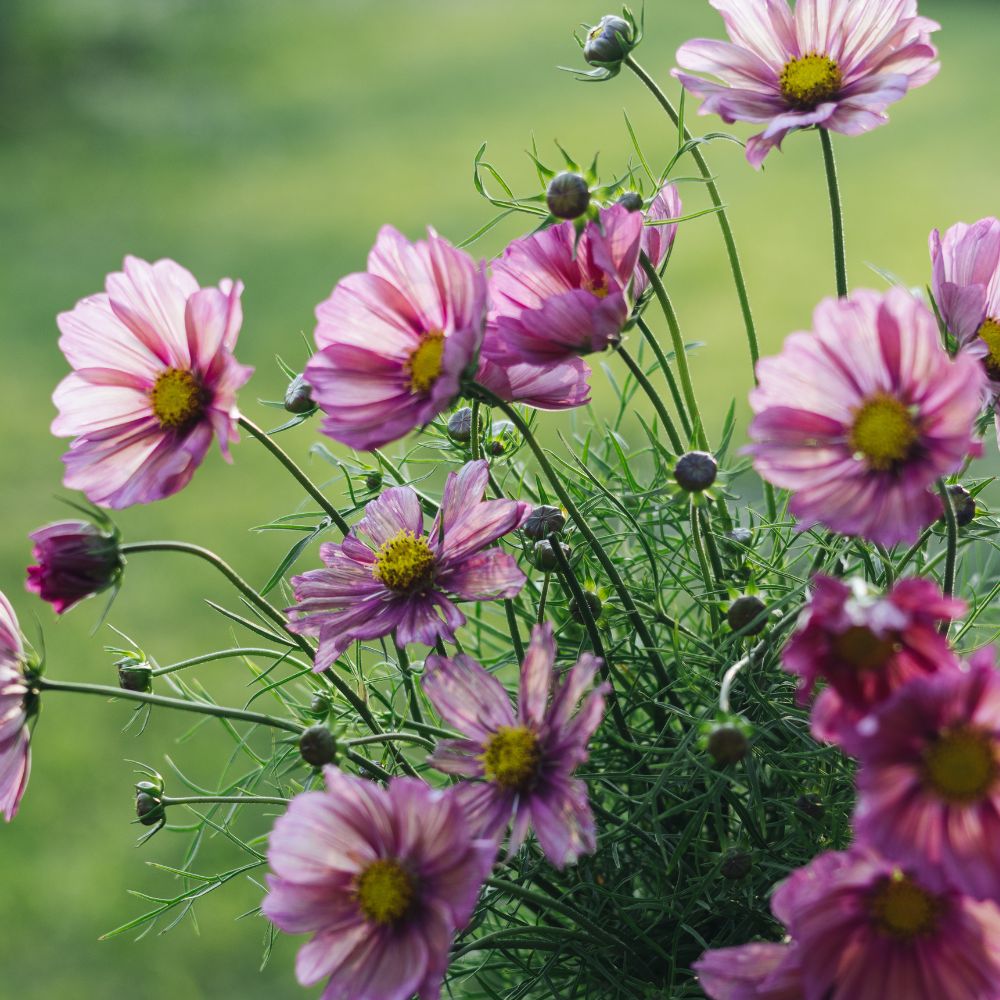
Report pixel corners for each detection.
[1,0,998,996]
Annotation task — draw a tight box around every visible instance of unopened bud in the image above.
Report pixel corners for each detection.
[707,726,748,766]
[674,451,718,493]
[117,656,153,693]
[284,374,314,414]
[523,505,566,541]
[945,484,976,527]
[365,471,383,492]
[570,591,602,624]
[299,725,338,767]
[309,690,334,720]
[448,407,474,444]
[135,780,165,827]
[727,595,768,636]
[547,172,591,221]
[795,793,825,821]
[617,191,643,213]
[721,851,753,880]
[583,14,633,66]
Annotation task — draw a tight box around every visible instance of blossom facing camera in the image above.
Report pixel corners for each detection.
[306,226,488,451]
[747,288,985,547]
[26,520,123,614]
[263,769,496,1000]
[674,0,940,168]
[0,591,32,822]
[287,461,529,670]
[422,622,608,868]
[52,256,253,508]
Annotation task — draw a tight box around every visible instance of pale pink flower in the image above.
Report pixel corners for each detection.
[0,591,31,822]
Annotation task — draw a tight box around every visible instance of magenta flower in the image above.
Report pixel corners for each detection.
[673,0,940,168]
[53,256,252,508]
[0,591,31,822]
[474,354,591,411]
[26,520,123,614]
[782,574,964,752]
[422,622,608,868]
[263,768,495,1000]
[747,288,985,546]
[306,226,487,451]
[287,461,529,671]
[694,942,802,999]
[853,655,1000,903]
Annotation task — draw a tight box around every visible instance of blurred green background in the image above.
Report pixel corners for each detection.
[1,0,997,996]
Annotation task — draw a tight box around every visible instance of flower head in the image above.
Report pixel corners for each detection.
[26,519,123,614]
[53,256,252,508]
[306,226,487,451]
[854,655,1000,902]
[287,461,529,670]
[694,942,802,999]
[747,288,985,546]
[783,575,963,752]
[263,768,495,1000]
[422,622,608,868]
[632,183,682,300]
[0,591,31,822]
[674,0,940,168]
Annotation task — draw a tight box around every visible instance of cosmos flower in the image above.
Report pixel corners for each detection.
[0,591,32,822]
[263,768,495,1000]
[694,942,802,999]
[26,519,123,614]
[782,574,963,752]
[287,461,529,671]
[747,288,984,547]
[53,256,252,508]
[632,183,683,300]
[422,622,608,868]
[306,225,488,451]
[673,0,940,168]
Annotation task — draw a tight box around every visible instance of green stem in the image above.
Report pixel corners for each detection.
[617,344,684,453]
[636,316,692,439]
[819,128,848,298]
[690,503,721,632]
[537,572,550,624]
[895,527,933,577]
[153,647,312,677]
[345,731,434,751]
[395,645,424,725]
[937,479,958,610]
[504,599,526,662]
[162,795,289,807]
[469,398,482,461]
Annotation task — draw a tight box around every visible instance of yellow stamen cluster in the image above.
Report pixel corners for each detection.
[780,53,843,109]
[923,726,998,804]
[355,859,416,926]
[832,625,897,671]
[406,331,446,394]
[149,368,205,430]
[870,873,939,940]
[848,393,919,471]
[372,530,436,593]
[482,726,541,792]
[978,318,1000,381]
[582,275,610,300]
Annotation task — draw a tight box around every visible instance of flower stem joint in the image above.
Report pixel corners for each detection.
[299,724,338,768]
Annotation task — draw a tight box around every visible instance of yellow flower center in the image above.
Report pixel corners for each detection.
[355,858,416,926]
[848,393,919,471]
[780,53,843,109]
[482,725,541,791]
[406,331,446,394]
[978,317,1000,381]
[870,873,939,939]
[923,726,998,804]
[371,530,436,593]
[832,625,897,671]
[583,275,610,299]
[149,368,205,430]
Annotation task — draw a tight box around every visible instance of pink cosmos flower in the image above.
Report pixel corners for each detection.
[26,520,123,614]
[474,354,592,411]
[53,256,252,508]
[694,942,803,999]
[782,574,964,752]
[632,184,683,300]
[673,0,940,168]
[422,622,608,868]
[747,288,985,547]
[263,768,495,1000]
[287,461,529,671]
[853,654,1000,903]
[306,226,487,451]
[0,591,31,822]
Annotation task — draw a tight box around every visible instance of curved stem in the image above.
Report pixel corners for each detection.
[153,647,312,677]
[690,503,721,632]
[504,599,525,662]
[636,317,692,439]
[617,344,684,453]
[344,731,434,751]
[819,128,848,298]
[937,479,958,614]
[163,794,289,807]
[469,398,482,461]
[395,644,424,725]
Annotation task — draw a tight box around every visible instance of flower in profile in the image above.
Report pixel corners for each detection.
[53,256,252,508]
[782,574,964,752]
[694,942,802,999]
[422,622,608,868]
[306,226,487,451]
[287,461,529,670]
[747,288,985,547]
[632,183,682,300]
[674,0,940,168]
[0,591,32,822]
[263,768,495,1000]
[474,354,592,411]
[853,654,1000,902]
[26,519,123,614]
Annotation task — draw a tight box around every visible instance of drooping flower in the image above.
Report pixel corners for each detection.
[306,226,487,451]
[747,288,985,547]
[474,354,592,411]
[263,768,495,1000]
[782,575,963,752]
[53,256,252,508]
[673,0,940,168]
[422,622,608,868]
[632,183,683,300]
[853,654,1000,903]
[694,942,803,999]
[26,519,123,614]
[0,591,32,822]
[287,461,529,671]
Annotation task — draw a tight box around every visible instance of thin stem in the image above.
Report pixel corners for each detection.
[238,416,350,534]
[38,677,304,733]
[537,571,550,624]
[344,732,434,751]
[636,317,692,439]
[617,344,683,453]
[469,398,482,461]
[819,128,848,298]
[690,503,721,632]
[162,795,290,807]
[153,647,311,677]
[895,527,933,577]
[937,479,958,613]
[504,599,526,662]
[395,645,424,725]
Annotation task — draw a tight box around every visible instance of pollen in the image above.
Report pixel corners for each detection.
[780,53,843,109]
[582,275,610,299]
[355,858,416,926]
[406,330,446,394]
[371,530,436,593]
[923,726,998,804]
[149,368,205,430]
[482,726,541,792]
[848,393,919,471]
[870,873,939,939]
[832,626,897,671]
[978,318,1000,381]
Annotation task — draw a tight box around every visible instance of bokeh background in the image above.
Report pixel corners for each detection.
[1,0,997,996]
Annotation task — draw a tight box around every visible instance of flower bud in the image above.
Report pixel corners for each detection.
[583,14,633,67]
[523,505,566,541]
[299,724,338,767]
[707,725,748,766]
[488,420,519,456]
[546,172,591,221]
[674,451,718,493]
[117,655,153,693]
[723,527,753,554]
[721,850,753,880]
[26,520,123,614]
[795,793,825,821]
[617,191,643,213]
[570,591,602,624]
[365,471,383,492]
[727,595,768,636]
[945,484,976,527]
[309,690,334,720]
[532,540,560,572]
[135,781,165,827]
[283,373,314,414]
[447,407,474,444]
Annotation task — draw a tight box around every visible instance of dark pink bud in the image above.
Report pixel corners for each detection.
[26,520,123,614]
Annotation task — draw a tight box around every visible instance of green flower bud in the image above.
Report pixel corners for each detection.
[570,591,602,624]
[617,191,643,213]
[547,172,591,221]
[707,725,748,766]
[721,851,753,880]
[447,407,474,444]
[523,505,567,541]
[674,451,718,492]
[584,14,633,67]
[299,724,338,767]
[284,373,314,414]
[945,484,976,527]
[365,471,383,492]
[135,780,165,827]
[117,656,153,693]
[726,595,768,636]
